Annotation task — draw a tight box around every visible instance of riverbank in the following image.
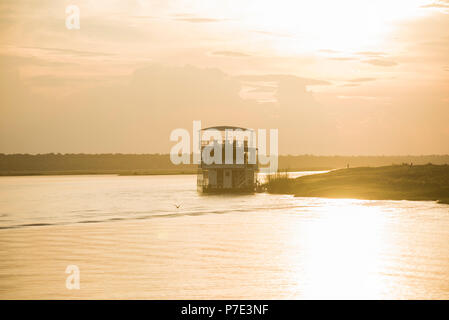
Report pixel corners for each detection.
[266,164,449,204]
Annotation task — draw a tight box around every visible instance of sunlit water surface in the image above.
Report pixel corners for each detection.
[0,174,448,299]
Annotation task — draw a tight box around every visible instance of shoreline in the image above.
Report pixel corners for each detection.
[2,166,448,205]
[0,168,332,177]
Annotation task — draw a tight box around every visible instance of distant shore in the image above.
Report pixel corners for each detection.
[2,153,448,177]
[266,164,449,204]
[0,169,198,176]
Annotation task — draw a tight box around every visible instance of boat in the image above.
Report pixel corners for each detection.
[197,126,259,193]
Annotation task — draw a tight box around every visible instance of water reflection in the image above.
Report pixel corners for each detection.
[288,200,386,298]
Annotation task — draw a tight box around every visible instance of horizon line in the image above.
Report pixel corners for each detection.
[1,153,449,157]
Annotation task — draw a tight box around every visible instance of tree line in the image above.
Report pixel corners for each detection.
[0,153,448,175]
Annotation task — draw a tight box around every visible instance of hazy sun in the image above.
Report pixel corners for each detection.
[232,0,430,53]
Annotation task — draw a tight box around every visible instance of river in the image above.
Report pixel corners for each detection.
[0,173,448,299]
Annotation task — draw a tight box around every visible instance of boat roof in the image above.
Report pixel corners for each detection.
[202,126,252,131]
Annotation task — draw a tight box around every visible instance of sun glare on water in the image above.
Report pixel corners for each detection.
[285,199,391,299]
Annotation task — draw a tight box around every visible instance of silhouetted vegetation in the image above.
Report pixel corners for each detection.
[0,153,195,176]
[266,164,449,204]
[266,171,293,191]
[0,153,448,176]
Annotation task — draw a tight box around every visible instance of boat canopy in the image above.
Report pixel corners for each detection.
[202,126,252,131]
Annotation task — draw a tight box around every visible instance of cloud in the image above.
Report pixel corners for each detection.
[237,74,330,86]
[322,50,401,69]
[24,75,115,87]
[244,85,277,93]
[337,95,378,100]
[340,83,360,87]
[347,77,377,83]
[355,51,386,57]
[362,59,398,67]
[421,1,449,9]
[338,77,377,87]
[325,52,398,66]
[0,54,74,67]
[24,75,79,87]
[329,57,356,61]
[174,17,226,23]
[251,30,293,38]
[210,51,251,57]
[2,59,448,154]
[1,62,336,153]
[128,15,158,20]
[319,49,340,54]
[21,46,114,57]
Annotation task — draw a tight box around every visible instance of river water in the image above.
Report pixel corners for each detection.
[0,174,448,299]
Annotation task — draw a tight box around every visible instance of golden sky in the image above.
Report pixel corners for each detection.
[0,0,448,154]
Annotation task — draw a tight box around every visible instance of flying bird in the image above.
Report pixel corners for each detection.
[174,204,181,209]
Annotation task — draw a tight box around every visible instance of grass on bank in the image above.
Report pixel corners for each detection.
[265,164,449,204]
